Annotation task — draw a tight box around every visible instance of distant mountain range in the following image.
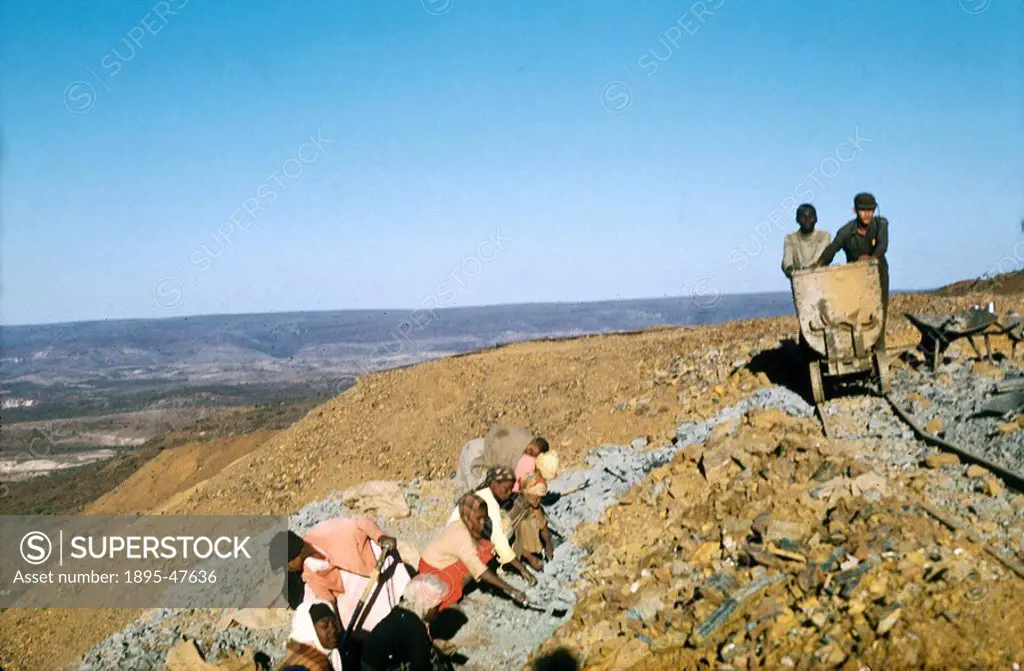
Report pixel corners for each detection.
[1,293,793,384]
[2,295,782,376]
[0,293,797,424]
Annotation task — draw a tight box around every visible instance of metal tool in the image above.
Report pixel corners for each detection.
[521,602,569,617]
[340,548,389,648]
[558,478,591,496]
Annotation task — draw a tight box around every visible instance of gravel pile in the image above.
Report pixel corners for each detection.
[72,386,813,671]
[447,385,814,670]
[888,358,1024,474]
[818,358,1024,550]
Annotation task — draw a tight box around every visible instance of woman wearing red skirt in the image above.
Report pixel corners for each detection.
[418,492,529,610]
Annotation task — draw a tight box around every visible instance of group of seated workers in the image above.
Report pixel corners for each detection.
[271,423,560,671]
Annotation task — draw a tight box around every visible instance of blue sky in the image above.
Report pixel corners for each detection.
[2,0,1022,325]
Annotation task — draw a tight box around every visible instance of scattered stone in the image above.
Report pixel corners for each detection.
[924,453,960,469]
[966,465,990,478]
[997,422,1020,435]
[876,608,902,635]
[926,417,944,434]
[971,361,1004,379]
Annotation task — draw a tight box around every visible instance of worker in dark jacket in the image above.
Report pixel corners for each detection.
[360,573,453,671]
[815,192,890,351]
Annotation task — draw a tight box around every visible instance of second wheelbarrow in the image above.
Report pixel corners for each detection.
[905,308,999,370]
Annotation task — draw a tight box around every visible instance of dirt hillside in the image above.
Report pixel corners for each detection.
[938,269,1024,296]
[2,288,1022,671]
[85,430,279,514]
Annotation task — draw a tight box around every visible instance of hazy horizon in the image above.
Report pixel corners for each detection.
[3,1,1021,326]
[0,285,952,329]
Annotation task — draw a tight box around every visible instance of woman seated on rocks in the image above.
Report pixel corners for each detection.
[360,573,455,671]
[508,472,555,570]
[448,466,539,585]
[418,492,529,611]
[276,599,343,671]
[275,516,409,635]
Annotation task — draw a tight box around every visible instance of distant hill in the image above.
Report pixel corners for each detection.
[937,270,1024,297]
[0,294,793,388]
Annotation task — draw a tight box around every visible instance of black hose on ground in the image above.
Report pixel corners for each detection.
[881,391,1024,493]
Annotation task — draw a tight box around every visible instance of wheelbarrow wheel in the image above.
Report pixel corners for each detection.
[809,361,825,405]
[875,349,891,394]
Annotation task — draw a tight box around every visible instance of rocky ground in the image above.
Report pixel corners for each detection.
[537,361,1024,670]
[4,288,1024,670]
[68,360,1024,670]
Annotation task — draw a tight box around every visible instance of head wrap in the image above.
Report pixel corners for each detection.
[458,492,488,540]
[536,451,559,480]
[484,466,516,486]
[290,599,338,655]
[402,573,449,619]
[520,472,548,497]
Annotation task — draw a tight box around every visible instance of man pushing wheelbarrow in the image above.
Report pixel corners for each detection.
[780,193,892,405]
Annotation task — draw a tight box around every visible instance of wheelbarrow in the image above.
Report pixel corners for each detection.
[904,307,999,370]
[791,260,890,405]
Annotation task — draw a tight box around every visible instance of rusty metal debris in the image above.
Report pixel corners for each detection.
[976,391,1024,418]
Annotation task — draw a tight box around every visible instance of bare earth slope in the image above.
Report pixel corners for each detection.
[2,289,1021,670]
[85,430,279,514]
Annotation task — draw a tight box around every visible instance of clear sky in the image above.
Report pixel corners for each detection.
[2,0,1022,325]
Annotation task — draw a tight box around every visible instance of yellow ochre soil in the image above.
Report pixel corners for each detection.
[2,289,1022,671]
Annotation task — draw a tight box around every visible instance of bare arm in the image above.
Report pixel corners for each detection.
[484,501,519,566]
[503,557,537,585]
[781,237,795,278]
[478,569,528,605]
[541,527,554,561]
[815,226,846,267]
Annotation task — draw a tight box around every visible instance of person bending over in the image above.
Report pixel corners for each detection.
[418,492,529,611]
[448,467,538,585]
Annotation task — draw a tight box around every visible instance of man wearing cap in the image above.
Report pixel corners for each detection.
[815,192,890,350]
[782,203,831,278]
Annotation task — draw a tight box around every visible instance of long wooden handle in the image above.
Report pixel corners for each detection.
[355,567,382,605]
[341,549,389,645]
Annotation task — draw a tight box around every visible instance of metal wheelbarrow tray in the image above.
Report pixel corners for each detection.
[905,308,998,370]
[791,260,890,404]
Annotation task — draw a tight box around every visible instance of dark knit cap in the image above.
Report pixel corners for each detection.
[854,192,877,210]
